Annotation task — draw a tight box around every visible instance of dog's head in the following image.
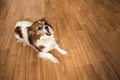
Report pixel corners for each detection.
[28,18,54,44]
[31,18,53,37]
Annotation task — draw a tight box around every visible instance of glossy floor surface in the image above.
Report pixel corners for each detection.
[0,0,120,80]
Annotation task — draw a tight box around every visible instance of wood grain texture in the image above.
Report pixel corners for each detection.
[0,0,120,80]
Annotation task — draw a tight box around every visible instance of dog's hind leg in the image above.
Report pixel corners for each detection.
[15,33,23,43]
[23,42,27,47]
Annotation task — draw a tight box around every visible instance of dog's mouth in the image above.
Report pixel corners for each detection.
[45,32,51,36]
[44,26,51,36]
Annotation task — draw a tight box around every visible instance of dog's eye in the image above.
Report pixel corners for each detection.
[38,27,42,30]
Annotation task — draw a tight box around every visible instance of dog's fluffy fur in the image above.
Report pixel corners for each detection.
[14,18,67,63]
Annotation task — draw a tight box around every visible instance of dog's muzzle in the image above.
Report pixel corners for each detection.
[44,26,51,36]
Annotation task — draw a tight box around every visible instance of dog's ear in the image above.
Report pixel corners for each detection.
[39,17,49,25]
[28,31,34,45]
[27,27,35,45]
[40,17,46,21]
[28,33,32,45]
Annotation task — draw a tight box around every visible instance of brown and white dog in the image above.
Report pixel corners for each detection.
[14,18,67,63]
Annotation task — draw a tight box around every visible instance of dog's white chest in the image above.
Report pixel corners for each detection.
[36,37,55,52]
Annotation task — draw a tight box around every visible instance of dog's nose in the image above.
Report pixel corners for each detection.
[44,26,49,30]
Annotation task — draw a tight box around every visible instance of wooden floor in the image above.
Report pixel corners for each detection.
[0,0,120,80]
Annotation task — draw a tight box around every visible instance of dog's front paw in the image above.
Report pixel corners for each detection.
[50,57,59,63]
[38,53,59,63]
[60,49,67,55]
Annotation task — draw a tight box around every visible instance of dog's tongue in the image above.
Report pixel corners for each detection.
[46,32,51,36]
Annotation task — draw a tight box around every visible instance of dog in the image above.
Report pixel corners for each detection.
[14,18,67,63]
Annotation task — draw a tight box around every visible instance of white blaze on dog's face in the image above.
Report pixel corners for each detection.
[30,18,54,39]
